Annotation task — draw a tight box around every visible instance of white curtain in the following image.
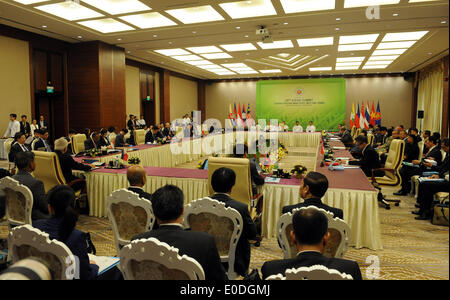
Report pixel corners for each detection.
[416,61,444,133]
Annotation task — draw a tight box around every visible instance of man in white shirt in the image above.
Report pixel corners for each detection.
[281,121,289,132]
[293,121,303,133]
[306,121,316,133]
[3,114,21,139]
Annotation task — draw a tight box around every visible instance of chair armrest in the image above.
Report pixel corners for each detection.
[371,168,395,183]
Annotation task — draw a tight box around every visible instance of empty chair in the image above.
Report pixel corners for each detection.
[133,129,146,145]
[183,197,243,279]
[106,188,155,253]
[0,176,33,229]
[31,151,66,192]
[71,134,86,155]
[119,237,205,280]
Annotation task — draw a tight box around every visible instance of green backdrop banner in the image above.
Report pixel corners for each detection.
[256,78,346,131]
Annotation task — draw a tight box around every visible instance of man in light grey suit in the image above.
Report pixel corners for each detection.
[12,151,49,221]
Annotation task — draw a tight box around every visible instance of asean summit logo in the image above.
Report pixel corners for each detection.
[296,89,303,95]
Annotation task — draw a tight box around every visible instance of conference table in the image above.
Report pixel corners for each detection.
[76,132,382,250]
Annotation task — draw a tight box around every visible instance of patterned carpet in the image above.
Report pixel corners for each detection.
[1,186,448,280]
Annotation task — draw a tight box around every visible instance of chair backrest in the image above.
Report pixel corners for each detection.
[31,138,38,151]
[354,128,362,139]
[4,138,14,154]
[207,157,252,208]
[108,132,117,145]
[183,197,243,279]
[32,151,66,192]
[106,189,155,253]
[71,134,86,154]
[119,237,205,280]
[266,265,353,280]
[417,141,424,160]
[350,126,356,138]
[8,225,78,280]
[383,139,405,181]
[134,129,146,145]
[0,176,33,228]
[367,133,374,146]
[277,205,350,259]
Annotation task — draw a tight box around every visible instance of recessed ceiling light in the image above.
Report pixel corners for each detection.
[78,18,134,33]
[428,52,433,55]
[309,67,332,71]
[77,35,83,39]
[336,62,362,67]
[155,49,190,56]
[283,22,289,25]
[441,21,447,24]
[362,65,388,69]
[171,54,203,61]
[36,2,103,21]
[338,43,374,51]
[127,51,131,54]
[257,40,294,49]
[197,64,222,69]
[236,70,259,74]
[244,35,249,38]
[119,12,177,29]
[165,5,224,24]
[335,66,360,70]
[372,49,407,55]
[393,13,399,16]
[192,31,197,34]
[365,61,393,66]
[337,57,365,62]
[222,63,249,68]
[368,55,399,61]
[335,28,340,31]
[344,0,400,8]
[13,0,47,4]
[280,0,335,14]
[168,42,173,45]
[236,26,241,29]
[220,43,257,52]
[339,34,379,44]
[186,46,222,54]
[117,38,122,41]
[219,0,276,19]
[297,37,334,47]
[185,60,214,66]
[81,0,151,15]
[260,69,282,73]
[382,31,428,42]
[201,53,233,59]
[153,34,158,37]
[377,41,417,49]
[336,17,341,21]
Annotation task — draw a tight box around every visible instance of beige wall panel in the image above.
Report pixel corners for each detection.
[125,65,140,118]
[169,76,198,121]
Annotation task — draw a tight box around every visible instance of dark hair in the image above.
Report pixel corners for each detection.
[108,126,115,133]
[127,169,145,186]
[360,129,368,136]
[122,128,128,134]
[369,124,374,129]
[68,129,76,134]
[432,132,441,140]
[387,128,393,137]
[46,185,78,242]
[15,151,35,170]
[100,128,107,135]
[34,129,42,135]
[408,134,418,144]
[292,208,328,245]
[83,128,91,139]
[14,132,24,142]
[409,128,418,134]
[424,130,431,136]
[21,115,27,119]
[211,167,236,193]
[40,129,48,135]
[151,185,184,222]
[233,144,248,158]
[442,138,449,147]
[380,127,387,132]
[303,172,329,198]
[355,135,368,144]
[428,135,439,145]
[10,114,17,118]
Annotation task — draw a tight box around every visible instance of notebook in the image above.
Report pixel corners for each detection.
[88,254,120,276]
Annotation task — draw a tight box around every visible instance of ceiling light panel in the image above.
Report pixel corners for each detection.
[382,31,429,42]
[365,60,394,65]
[186,46,222,54]
[13,0,48,4]
[336,57,365,62]
[155,49,190,56]
[219,0,277,19]
[344,0,400,8]
[185,60,214,66]
[297,37,334,47]
[338,44,374,51]
[78,18,134,33]
[197,64,222,69]
[81,0,150,15]
[119,12,177,29]
[260,69,283,73]
[221,63,249,68]
[171,55,203,61]
[376,41,417,49]
[362,65,389,69]
[280,0,335,13]
[35,2,103,21]
[201,53,233,59]
[335,66,360,70]
[367,55,399,60]
[336,62,362,67]
[257,40,294,49]
[165,5,224,24]
[309,67,332,71]
[372,49,408,56]
[339,34,379,44]
[219,43,257,52]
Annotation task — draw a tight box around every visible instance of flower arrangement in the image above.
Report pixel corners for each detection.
[157,137,168,145]
[291,165,307,179]
[128,157,141,165]
[89,148,99,157]
[197,159,206,169]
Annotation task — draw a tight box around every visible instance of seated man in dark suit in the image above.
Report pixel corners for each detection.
[114,128,128,148]
[98,128,111,148]
[127,165,152,200]
[8,132,30,164]
[210,167,257,277]
[261,208,362,280]
[282,171,343,220]
[348,135,383,177]
[132,185,227,281]
[33,129,52,152]
[413,138,449,220]
[339,127,353,147]
[145,125,164,144]
[84,132,101,151]
[395,135,442,196]
[12,151,49,220]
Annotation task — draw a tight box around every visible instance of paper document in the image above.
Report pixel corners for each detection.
[332,146,345,150]
[88,254,120,275]
[265,177,281,183]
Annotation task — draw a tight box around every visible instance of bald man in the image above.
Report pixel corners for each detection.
[127,165,152,201]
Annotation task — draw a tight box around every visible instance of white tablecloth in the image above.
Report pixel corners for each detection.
[0,139,7,160]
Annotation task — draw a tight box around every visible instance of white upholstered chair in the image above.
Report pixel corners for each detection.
[183,197,243,280]
[4,138,15,170]
[119,237,205,280]
[106,189,155,254]
[266,265,353,280]
[0,176,33,230]
[8,225,78,280]
[71,134,86,154]
[277,206,350,259]
[134,129,146,145]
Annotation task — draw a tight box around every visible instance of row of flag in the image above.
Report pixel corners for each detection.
[350,101,382,129]
[228,102,253,126]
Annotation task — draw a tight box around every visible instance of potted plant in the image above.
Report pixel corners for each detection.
[291,165,307,179]
[128,157,141,165]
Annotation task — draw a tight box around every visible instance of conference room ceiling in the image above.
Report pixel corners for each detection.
[0,0,448,80]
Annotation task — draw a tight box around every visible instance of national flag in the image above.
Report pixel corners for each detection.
[247,103,252,120]
[320,139,325,155]
[370,101,376,126]
[350,102,356,128]
[121,149,128,161]
[355,103,360,129]
[375,101,382,126]
[242,103,247,121]
[359,102,366,129]
[233,103,237,118]
[238,103,243,120]
[365,102,371,129]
